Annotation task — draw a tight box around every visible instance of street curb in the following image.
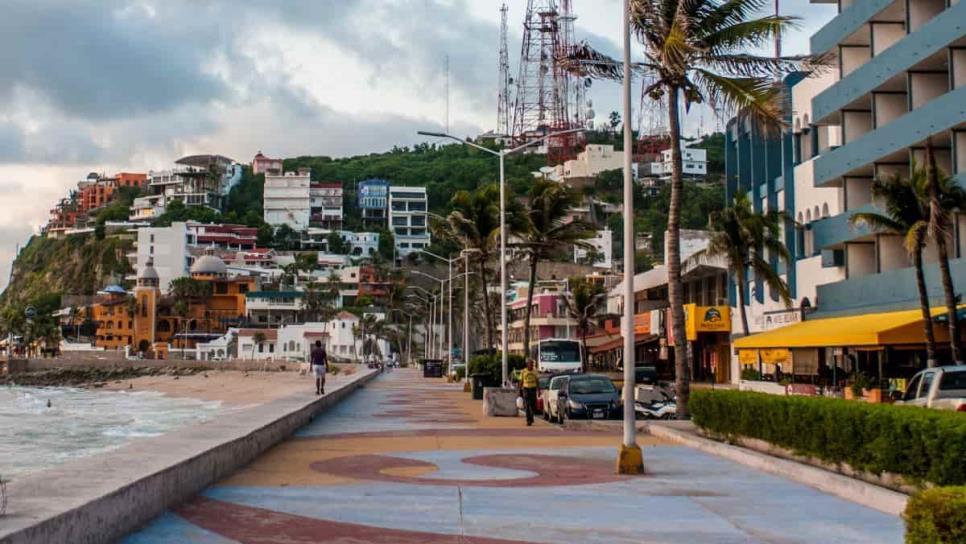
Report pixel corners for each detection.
[646,421,908,516]
[0,368,380,544]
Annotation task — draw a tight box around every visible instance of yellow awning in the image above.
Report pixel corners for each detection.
[733,307,952,349]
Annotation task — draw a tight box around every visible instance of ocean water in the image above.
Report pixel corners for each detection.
[0,386,221,479]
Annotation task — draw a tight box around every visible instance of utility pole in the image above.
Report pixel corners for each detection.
[617,0,644,475]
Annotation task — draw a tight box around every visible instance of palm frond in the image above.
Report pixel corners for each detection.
[849,212,904,235]
[692,69,783,130]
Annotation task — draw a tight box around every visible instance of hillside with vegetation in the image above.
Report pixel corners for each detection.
[0,132,726,328]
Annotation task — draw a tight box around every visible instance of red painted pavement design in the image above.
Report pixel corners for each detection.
[177,496,535,544]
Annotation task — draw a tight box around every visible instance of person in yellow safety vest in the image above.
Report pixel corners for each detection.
[519,359,540,426]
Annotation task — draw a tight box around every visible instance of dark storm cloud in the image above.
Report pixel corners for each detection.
[0,0,230,119]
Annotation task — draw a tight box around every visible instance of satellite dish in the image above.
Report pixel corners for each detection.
[24,306,36,319]
[586,109,596,119]
[586,99,593,108]
[584,77,593,88]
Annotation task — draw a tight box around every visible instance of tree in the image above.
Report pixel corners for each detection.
[708,193,792,337]
[514,180,595,355]
[327,231,349,255]
[169,277,212,357]
[567,0,813,418]
[447,184,502,350]
[924,141,966,364]
[377,228,395,262]
[850,168,939,366]
[272,224,302,251]
[608,111,621,130]
[563,278,608,373]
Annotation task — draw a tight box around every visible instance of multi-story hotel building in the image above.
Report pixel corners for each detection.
[388,185,430,255]
[726,0,966,385]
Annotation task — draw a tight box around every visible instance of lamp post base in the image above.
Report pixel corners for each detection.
[616,443,644,475]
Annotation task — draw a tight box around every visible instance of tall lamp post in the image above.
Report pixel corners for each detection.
[418,127,585,386]
[418,249,457,364]
[410,270,448,359]
[617,0,644,475]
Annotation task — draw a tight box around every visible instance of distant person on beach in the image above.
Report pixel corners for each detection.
[310,341,328,395]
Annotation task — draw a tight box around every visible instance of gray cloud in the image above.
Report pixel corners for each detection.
[0,0,230,119]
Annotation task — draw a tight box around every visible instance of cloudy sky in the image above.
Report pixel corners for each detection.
[0,0,836,291]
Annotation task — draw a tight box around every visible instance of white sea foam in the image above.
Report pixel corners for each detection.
[0,386,221,478]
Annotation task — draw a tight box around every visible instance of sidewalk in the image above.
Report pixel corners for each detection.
[125,369,903,543]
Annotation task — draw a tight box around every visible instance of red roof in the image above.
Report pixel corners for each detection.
[237,329,278,340]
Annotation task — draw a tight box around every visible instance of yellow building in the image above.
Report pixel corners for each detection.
[91,286,135,350]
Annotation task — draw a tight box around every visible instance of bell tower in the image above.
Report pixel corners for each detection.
[133,258,160,352]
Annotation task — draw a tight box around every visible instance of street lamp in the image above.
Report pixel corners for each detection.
[406,288,437,358]
[418,249,459,365]
[418,127,585,386]
[617,0,644,475]
[410,270,447,359]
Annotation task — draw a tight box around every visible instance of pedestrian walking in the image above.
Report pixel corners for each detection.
[519,359,540,426]
[310,341,327,395]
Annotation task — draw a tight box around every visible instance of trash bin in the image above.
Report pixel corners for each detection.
[471,373,487,400]
[422,359,444,378]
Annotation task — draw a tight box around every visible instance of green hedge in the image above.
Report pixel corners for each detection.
[904,486,966,544]
[690,390,966,486]
[468,353,525,386]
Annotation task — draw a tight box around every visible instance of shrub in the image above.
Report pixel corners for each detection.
[468,353,525,386]
[740,367,760,381]
[690,390,966,486]
[903,486,966,544]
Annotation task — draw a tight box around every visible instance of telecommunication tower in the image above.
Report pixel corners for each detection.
[511,0,574,162]
[636,74,671,160]
[496,4,511,136]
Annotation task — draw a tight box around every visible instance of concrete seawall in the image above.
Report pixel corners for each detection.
[0,368,380,544]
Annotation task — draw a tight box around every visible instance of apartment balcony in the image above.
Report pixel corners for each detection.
[810,0,895,56]
[813,85,966,186]
[811,203,875,250]
[813,3,965,125]
[814,257,966,317]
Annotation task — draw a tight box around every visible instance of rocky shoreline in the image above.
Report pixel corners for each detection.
[0,366,208,388]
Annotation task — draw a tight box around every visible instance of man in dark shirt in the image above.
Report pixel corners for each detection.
[310,341,328,395]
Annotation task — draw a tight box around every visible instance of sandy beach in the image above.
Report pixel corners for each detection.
[102,366,362,407]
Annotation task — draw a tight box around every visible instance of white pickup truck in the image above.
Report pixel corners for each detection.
[897,366,966,412]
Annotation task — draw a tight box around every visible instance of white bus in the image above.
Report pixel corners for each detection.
[532,338,583,374]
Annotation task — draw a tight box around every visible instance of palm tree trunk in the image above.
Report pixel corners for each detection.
[935,236,962,363]
[926,138,963,363]
[667,86,691,419]
[736,265,750,336]
[581,330,588,374]
[913,246,938,367]
[522,253,539,357]
[477,256,495,350]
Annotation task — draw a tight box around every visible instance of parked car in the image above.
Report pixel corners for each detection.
[896,366,966,411]
[543,374,571,423]
[553,374,621,422]
[535,375,550,414]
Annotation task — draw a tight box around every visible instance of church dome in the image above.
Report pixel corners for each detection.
[190,254,227,276]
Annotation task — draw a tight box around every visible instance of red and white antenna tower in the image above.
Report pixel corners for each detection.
[511,0,577,163]
[496,3,511,136]
[636,74,670,160]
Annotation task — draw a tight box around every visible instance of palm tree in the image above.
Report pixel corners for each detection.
[851,168,938,366]
[447,184,502,350]
[565,0,816,417]
[708,193,792,337]
[924,141,966,364]
[563,278,608,373]
[514,180,595,356]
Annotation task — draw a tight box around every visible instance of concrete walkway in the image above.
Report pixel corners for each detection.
[124,369,903,543]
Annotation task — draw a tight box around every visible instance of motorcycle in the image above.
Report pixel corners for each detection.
[634,388,677,420]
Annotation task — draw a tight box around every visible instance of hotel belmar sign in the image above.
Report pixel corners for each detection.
[754,308,802,332]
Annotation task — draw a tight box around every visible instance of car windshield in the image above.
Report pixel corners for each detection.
[570,378,615,395]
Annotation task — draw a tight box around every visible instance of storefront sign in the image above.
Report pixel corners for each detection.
[760,348,790,364]
[754,309,802,332]
[738,349,758,365]
[684,304,732,340]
